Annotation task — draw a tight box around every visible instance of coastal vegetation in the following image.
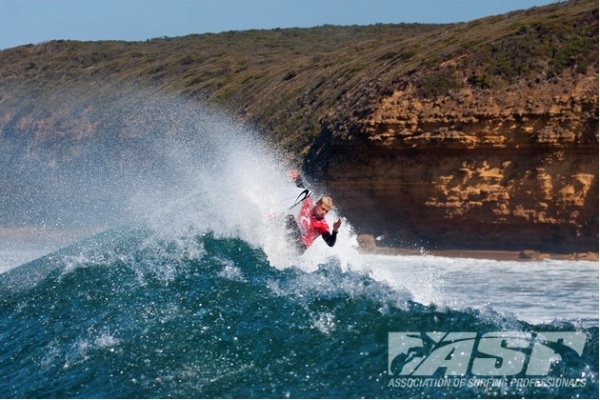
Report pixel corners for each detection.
[0,0,597,156]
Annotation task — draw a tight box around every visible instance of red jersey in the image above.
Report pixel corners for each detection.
[296,197,330,248]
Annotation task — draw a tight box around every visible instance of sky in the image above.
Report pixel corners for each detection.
[0,0,561,50]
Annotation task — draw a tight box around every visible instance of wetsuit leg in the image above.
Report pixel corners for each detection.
[285,214,305,253]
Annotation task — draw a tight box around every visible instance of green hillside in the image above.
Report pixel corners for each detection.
[0,0,597,159]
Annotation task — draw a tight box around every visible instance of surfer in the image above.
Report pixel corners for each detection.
[286,170,342,251]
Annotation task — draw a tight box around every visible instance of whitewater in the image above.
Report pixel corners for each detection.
[0,90,597,398]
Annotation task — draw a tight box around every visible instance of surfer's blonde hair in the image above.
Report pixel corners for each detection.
[317,196,333,211]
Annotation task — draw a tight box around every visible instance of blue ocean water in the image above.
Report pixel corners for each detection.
[0,92,597,398]
[0,227,597,399]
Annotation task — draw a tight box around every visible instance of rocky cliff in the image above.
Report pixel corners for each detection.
[307,69,598,252]
[0,0,597,252]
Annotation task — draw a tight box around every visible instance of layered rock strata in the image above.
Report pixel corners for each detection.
[308,70,598,252]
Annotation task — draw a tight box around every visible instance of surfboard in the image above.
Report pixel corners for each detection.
[269,186,311,216]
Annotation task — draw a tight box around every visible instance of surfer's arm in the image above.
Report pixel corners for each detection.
[289,169,305,188]
[321,218,341,246]
[321,230,337,247]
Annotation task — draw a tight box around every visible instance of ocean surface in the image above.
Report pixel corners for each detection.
[0,92,597,398]
[0,230,597,399]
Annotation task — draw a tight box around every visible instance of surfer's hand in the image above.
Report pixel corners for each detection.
[288,170,299,181]
[333,218,342,232]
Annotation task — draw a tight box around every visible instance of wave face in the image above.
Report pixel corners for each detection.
[0,228,597,399]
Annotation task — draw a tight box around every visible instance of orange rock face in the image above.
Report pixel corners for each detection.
[308,71,598,252]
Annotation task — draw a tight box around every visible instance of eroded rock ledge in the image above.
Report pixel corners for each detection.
[308,70,598,252]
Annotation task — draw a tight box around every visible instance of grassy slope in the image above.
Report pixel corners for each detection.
[0,0,597,160]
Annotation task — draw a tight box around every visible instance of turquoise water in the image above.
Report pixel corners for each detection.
[0,228,597,398]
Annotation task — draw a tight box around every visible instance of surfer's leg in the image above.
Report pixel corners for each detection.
[285,214,296,230]
[285,215,304,252]
[285,215,300,239]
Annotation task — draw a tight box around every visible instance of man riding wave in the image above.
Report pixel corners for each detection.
[285,170,342,252]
